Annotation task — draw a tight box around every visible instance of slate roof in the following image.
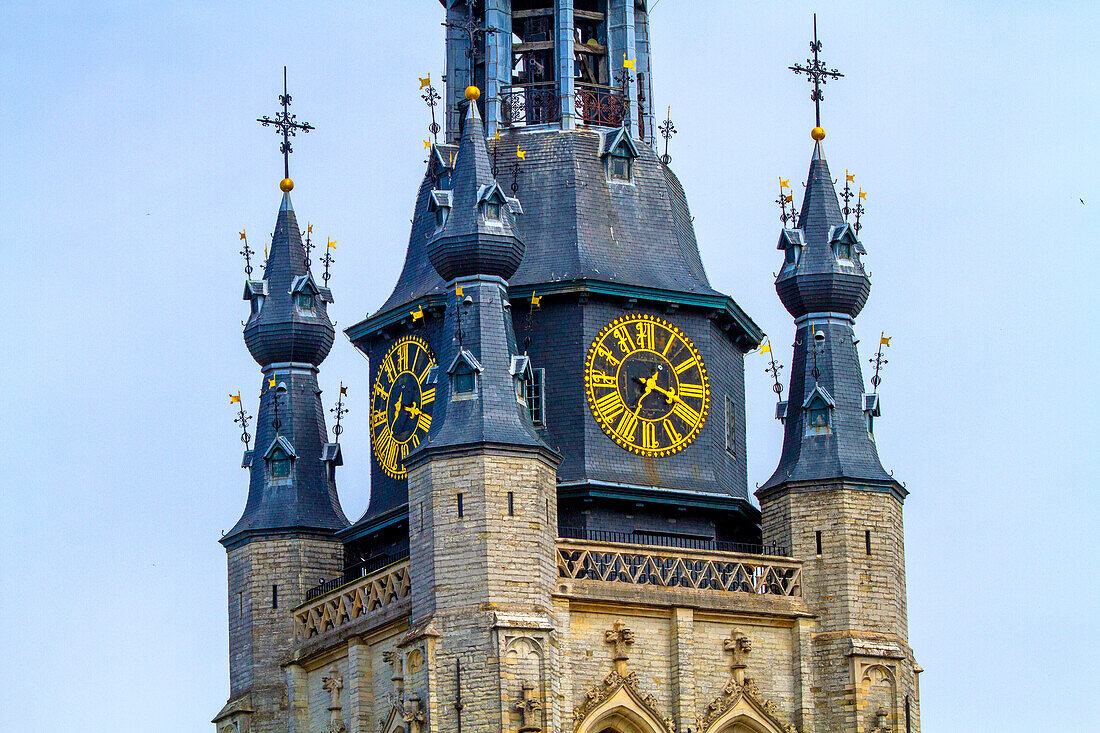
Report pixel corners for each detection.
[243,193,335,366]
[761,144,900,495]
[224,193,348,547]
[426,101,526,282]
[361,127,729,323]
[775,142,871,319]
[408,276,555,461]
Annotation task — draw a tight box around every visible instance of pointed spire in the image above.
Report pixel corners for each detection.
[427,86,525,282]
[797,142,845,246]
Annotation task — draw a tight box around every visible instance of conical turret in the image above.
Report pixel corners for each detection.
[225,192,347,545]
[762,141,896,492]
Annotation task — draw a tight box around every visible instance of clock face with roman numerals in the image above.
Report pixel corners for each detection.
[584,314,709,457]
[370,335,437,479]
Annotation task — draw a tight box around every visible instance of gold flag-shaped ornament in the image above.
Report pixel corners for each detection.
[530,294,542,307]
[230,393,241,404]
[423,139,431,149]
[759,341,771,354]
[846,171,855,182]
[623,54,636,69]
[419,75,431,89]
[339,385,348,395]
[239,229,247,240]
[779,178,790,189]
[327,238,337,249]
[411,307,424,322]
[784,194,793,203]
[455,284,464,297]
[859,190,868,200]
[517,150,526,160]
[268,376,276,389]
[880,334,891,347]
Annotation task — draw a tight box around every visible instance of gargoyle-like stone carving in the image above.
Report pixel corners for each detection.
[322,669,347,733]
[516,680,543,733]
[383,649,405,698]
[402,694,426,733]
[724,629,752,686]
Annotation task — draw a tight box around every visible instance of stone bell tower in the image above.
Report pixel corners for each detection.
[215,78,348,732]
[756,137,920,732]
[401,88,562,733]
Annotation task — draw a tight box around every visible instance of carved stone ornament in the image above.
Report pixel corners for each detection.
[697,678,798,733]
[516,680,544,733]
[573,670,674,733]
[322,669,347,733]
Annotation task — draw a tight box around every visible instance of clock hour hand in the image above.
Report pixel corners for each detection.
[392,394,404,425]
[403,402,424,420]
[632,369,659,414]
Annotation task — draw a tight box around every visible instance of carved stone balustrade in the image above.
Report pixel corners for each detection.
[557,539,803,597]
[293,560,411,640]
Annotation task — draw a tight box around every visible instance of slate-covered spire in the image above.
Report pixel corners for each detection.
[225,193,348,546]
[426,88,525,282]
[412,89,552,460]
[761,143,898,493]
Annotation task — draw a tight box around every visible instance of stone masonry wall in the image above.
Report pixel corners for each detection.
[226,535,343,733]
[760,485,918,733]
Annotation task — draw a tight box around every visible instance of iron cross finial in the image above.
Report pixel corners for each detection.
[257,66,315,181]
[789,14,844,129]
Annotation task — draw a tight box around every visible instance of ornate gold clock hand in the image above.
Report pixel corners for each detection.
[392,393,404,424]
[404,402,424,420]
[633,369,659,414]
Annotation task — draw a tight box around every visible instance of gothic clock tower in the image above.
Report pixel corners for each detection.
[343,0,763,567]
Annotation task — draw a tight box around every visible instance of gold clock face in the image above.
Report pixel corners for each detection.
[585,314,709,457]
[370,335,437,479]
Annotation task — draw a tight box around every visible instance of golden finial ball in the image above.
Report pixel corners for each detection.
[280,177,294,192]
[465,85,481,101]
[811,126,826,141]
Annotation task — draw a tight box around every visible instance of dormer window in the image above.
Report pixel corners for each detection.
[829,224,864,263]
[251,297,264,315]
[803,386,836,435]
[836,242,853,261]
[609,152,632,182]
[296,292,314,310]
[784,246,799,265]
[484,201,502,222]
[447,350,483,398]
[435,208,449,228]
[270,450,291,478]
[778,229,805,269]
[454,365,476,393]
[263,436,297,480]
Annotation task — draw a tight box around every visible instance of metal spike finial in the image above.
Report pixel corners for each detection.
[841,171,855,221]
[321,237,336,285]
[658,105,677,165]
[239,229,255,278]
[776,177,795,226]
[330,383,349,443]
[789,14,844,129]
[853,188,867,233]
[303,222,315,269]
[870,332,890,394]
[762,341,786,402]
[421,75,442,145]
[231,393,253,450]
[257,66,315,181]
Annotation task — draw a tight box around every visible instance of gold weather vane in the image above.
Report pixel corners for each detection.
[257,66,315,191]
[230,391,252,450]
[789,14,844,139]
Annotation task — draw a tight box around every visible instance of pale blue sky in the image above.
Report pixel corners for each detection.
[1,2,1097,730]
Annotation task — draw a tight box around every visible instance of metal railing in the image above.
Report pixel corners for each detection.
[500,84,561,126]
[574,84,626,126]
[304,549,409,602]
[558,526,788,557]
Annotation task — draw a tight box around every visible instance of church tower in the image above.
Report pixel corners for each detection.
[756,29,920,728]
[400,89,562,731]
[215,105,349,729]
[343,0,763,574]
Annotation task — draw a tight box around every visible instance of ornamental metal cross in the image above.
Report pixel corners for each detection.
[789,15,844,128]
[442,4,499,62]
[257,67,315,180]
